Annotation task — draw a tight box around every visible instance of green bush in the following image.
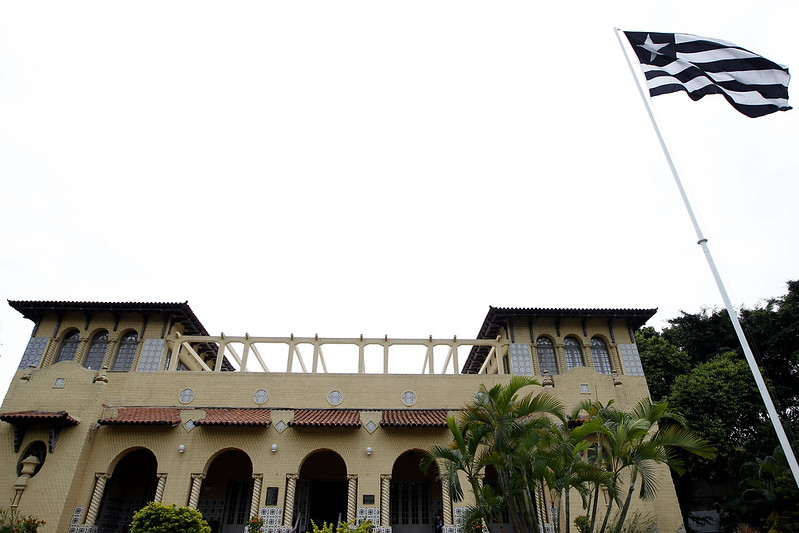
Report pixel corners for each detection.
[309,519,373,533]
[129,502,210,533]
[0,508,45,533]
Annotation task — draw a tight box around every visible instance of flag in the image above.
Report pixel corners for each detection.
[624,31,790,118]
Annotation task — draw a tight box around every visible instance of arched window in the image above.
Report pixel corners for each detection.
[111,332,138,371]
[564,337,585,370]
[83,331,109,370]
[55,331,80,363]
[591,337,613,375]
[536,337,559,375]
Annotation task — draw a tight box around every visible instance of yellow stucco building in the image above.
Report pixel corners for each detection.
[0,301,683,533]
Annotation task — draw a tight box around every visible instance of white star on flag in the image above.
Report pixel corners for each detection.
[638,34,669,61]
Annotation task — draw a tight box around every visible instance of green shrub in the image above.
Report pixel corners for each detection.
[574,515,588,533]
[309,519,373,533]
[0,508,45,533]
[129,502,210,533]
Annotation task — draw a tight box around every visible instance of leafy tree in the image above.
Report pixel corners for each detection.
[667,352,769,478]
[635,328,690,402]
[129,502,210,533]
[662,280,799,426]
[725,446,799,532]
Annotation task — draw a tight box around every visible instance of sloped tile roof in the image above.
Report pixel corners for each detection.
[381,409,449,427]
[98,407,181,426]
[463,306,658,374]
[194,408,271,426]
[0,410,78,426]
[290,409,361,427]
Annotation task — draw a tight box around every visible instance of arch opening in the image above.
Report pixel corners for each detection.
[198,449,254,533]
[295,450,348,532]
[390,450,442,533]
[96,448,158,533]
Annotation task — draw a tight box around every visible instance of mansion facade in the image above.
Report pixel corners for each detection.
[0,301,683,533]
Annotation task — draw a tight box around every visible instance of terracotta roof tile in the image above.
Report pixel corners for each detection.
[194,408,271,427]
[381,410,449,427]
[290,409,361,427]
[0,410,78,426]
[98,407,181,426]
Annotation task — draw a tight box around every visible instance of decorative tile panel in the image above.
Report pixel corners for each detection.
[69,506,84,533]
[259,506,283,530]
[509,343,533,376]
[19,337,48,369]
[137,339,166,372]
[365,420,378,433]
[619,344,644,376]
[357,507,380,526]
[373,527,392,533]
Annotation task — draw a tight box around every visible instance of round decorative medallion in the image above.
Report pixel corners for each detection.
[328,390,343,406]
[253,389,269,404]
[401,390,417,407]
[179,388,195,404]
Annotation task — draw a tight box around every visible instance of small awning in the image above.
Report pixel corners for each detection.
[98,407,181,426]
[0,410,79,452]
[290,409,361,428]
[381,410,449,428]
[0,410,78,426]
[194,408,271,427]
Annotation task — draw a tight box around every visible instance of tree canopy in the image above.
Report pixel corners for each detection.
[636,279,799,532]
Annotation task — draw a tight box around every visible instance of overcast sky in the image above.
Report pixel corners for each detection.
[1,1,797,398]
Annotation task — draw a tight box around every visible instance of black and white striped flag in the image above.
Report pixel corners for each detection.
[624,31,790,118]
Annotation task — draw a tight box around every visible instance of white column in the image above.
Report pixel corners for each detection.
[85,473,110,526]
[284,474,299,527]
[188,473,205,509]
[347,474,358,522]
[251,474,264,521]
[380,474,392,528]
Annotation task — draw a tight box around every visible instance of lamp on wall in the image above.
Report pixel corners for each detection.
[366,447,372,456]
[271,444,278,453]
[178,445,185,453]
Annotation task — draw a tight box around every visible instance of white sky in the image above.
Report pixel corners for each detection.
[1,1,798,399]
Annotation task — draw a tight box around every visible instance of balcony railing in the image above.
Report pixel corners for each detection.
[164,333,506,375]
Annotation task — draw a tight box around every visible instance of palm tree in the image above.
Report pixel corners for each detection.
[544,421,613,533]
[594,400,716,533]
[423,417,497,530]
[460,376,565,533]
[567,400,617,533]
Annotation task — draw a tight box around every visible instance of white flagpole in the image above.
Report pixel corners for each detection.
[614,27,799,488]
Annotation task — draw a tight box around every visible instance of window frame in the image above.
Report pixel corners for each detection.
[563,336,585,370]
[83,330,109,370]
[535,336,559,375]
[591,336,613,375]
[111,331,139,371]
[55,330,80,363]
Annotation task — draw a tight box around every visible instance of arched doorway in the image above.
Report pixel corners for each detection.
[391,450,442,533]
[96,448,158,533]
[295,450,348,532]
[198,449,254,533]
